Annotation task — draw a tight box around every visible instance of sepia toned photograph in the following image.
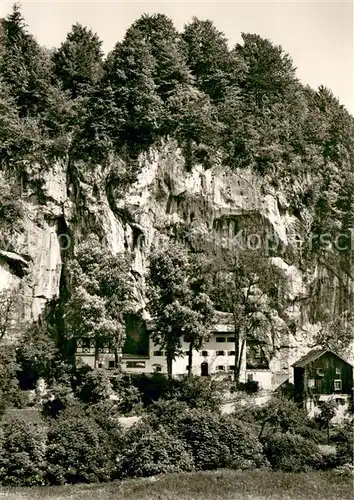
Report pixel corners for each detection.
[0,1,353,498]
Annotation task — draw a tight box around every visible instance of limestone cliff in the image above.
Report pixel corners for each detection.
[1,140,352,371]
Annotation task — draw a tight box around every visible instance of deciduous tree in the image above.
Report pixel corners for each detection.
[147,237,215,379]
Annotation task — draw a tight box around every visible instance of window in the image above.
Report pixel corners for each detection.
[229,366,235,371]
[228,350,236,356]
[227,337,235,343]
[316,368,324,377]
[216,350,225,356]
[126,361,146,368]
[98,363,103,368]
[308,379,315,388]
[153,365,162,373]
[202,351,208,357]
[108,360,116,369]
[216,337,226,343]
[334,379,342,391]
[336,367,341,376]
[217,365,225,371]
[153,350,163,356]
[82,338,91,350]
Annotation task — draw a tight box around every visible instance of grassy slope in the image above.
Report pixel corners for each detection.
[0,470,352,500]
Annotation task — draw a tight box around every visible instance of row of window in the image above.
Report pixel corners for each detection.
[315,368,341,376]
[308,379,342,391]
[153,350,236,357]
[183,336,236,343]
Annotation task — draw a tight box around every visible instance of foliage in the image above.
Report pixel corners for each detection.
[314,311,354,356]
[104,27,164,154]
[0,286,25,343]
[0,418,47,486]
[77,369,113,405]
[263,432,322,472]
[207,247,288,382]
[182,18,239,101]
[256,395,311,439]
[170,374,225,411]
[234,33,296,108]
[174,409,266,470]
[0,4,51,117]
[52,23,103,98]
[64,234,135,369]
[16,319,69,389]
[147,237,215,378]
[117,422,194,478]
[0,347,21,416]
[46,413,114,484]
[41,383,77,419]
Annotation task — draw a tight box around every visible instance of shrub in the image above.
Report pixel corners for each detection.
[110,375,143,415]
[0,418,47,486]
[147,398,190,430]
[121,373,172,407]
[172,375,226,412]
[78,369,113,405]
[238,380,259,394]
[334,424,354,466]
[256,395,311,439]
[117,422,194,478]
[175,410,267,471]
[263,432,323,472]
[46,413,114,484]
[219,414,268,469]
[41,382,76,419]
[175,410,228,470]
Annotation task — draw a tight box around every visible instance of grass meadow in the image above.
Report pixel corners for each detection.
[0,470,352,500]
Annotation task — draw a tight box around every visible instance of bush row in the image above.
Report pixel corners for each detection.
[0,398,353,487]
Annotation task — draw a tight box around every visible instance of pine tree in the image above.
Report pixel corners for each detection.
[129,14,192,100]
[52,23,103,98]
[234,33,297,108]
[105,27,164,153]
[0,4,51,117]
[182,17,237,101]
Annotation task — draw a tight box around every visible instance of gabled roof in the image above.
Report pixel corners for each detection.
[292,349,353,368]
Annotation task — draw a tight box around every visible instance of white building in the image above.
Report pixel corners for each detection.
[75,312,274,390]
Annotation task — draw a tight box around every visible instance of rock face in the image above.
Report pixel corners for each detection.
[1,140,352,370]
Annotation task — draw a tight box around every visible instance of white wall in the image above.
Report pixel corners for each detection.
[76,333,275,388]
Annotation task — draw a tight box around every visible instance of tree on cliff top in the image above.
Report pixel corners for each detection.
[0,4,51,117]
[52,23,103,99]
[147,237,215,379]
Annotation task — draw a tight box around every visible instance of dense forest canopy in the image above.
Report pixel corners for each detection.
[0,5,353,257]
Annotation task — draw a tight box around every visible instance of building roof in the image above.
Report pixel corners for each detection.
[292,349,353,368]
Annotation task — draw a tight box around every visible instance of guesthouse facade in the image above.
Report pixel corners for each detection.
[75,312,274,389]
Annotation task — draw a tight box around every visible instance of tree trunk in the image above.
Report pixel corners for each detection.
[187,342,193,376]
[94,343,98,369]
[166,354,173,380]
[234,321,240,384]
[236,338,246,382]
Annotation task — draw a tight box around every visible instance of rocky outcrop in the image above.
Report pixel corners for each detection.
[0,140,352,368]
